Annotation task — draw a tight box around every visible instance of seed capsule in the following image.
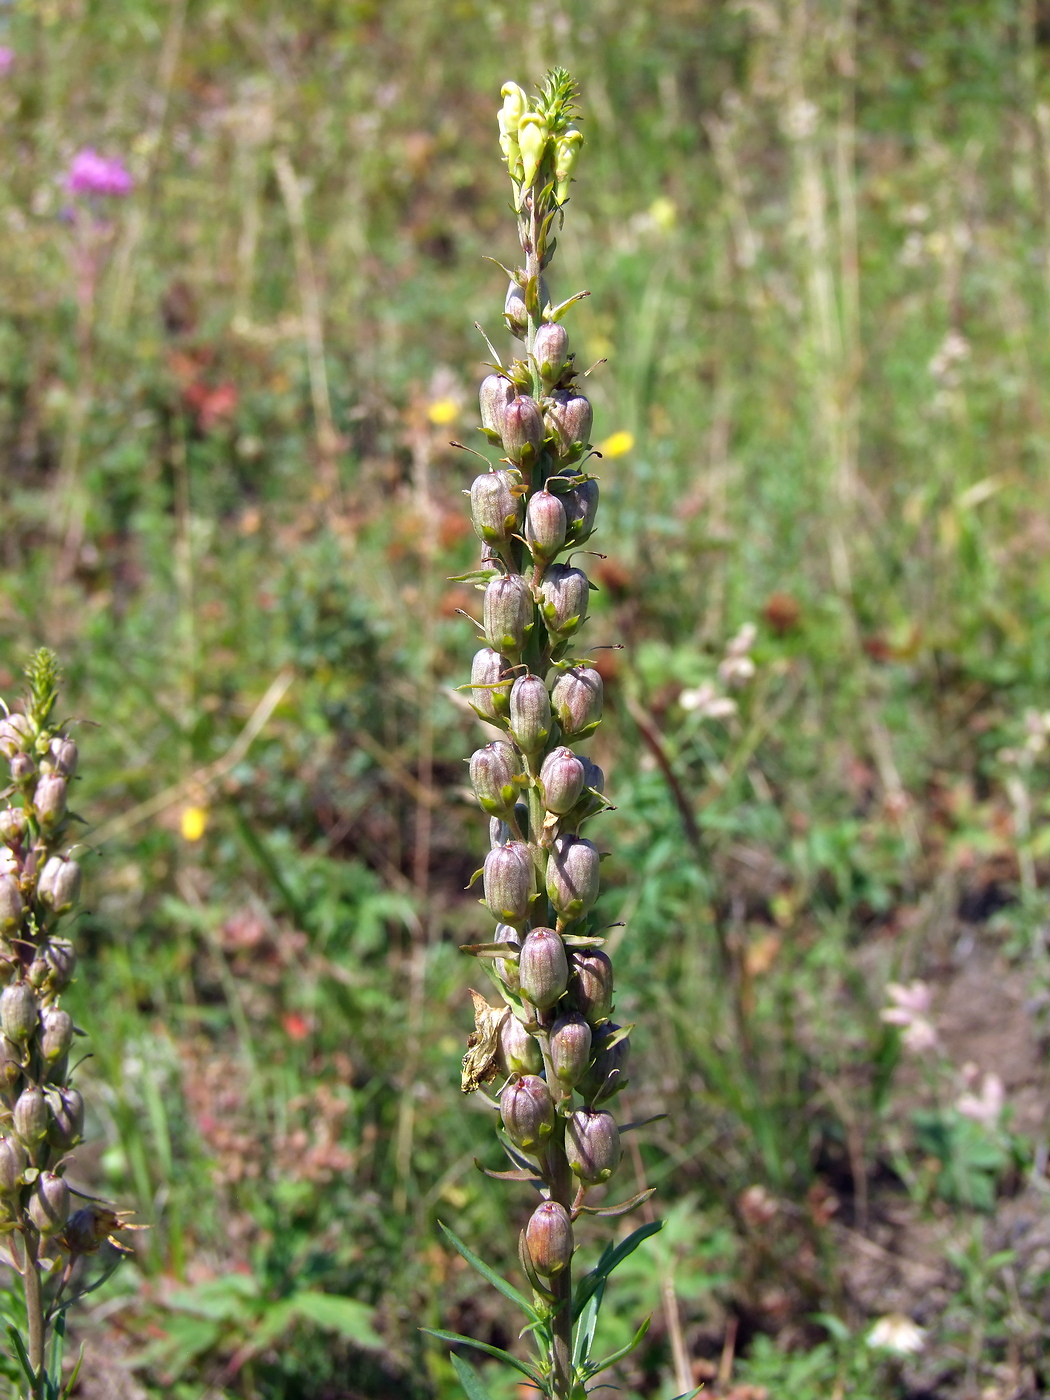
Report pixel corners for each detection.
[484,574,534,656]
[565,1108,621,1184]
[509,674,552,756]
[29,1172,70,1235]
[41,1008,74,1063]
[579,1025,631,1104]
[565,477,599,544]
[33,773,67,828]
[0,1039,21,1090]
[493,922,521,993]
[480,373,515,435]
[549,1012,592,1086]
[38,855,82,915]
[47,1087,84,1151]
[0,808,27,847]
[0,715,31,759]
[525,1200,574,1276]
[470,469,524,546]
[504,281,528,339]
[1,983,37,1044]
[546,836,601,920]
[9,754,34,784]
[471,648,513,723]
[564,756,606,828]
[539,564,590,641]
[569,950,614,1024]
[0,875,23,934]
[533,322,569,386]
[499,395,545,464]
[46,738,78,777]
[483,841,534,925]
[497,1013,543,1076]
[539,747,586,816]
[518,927,568,1010]
[13,1086,48,1145]
[0,1136,26,1193]
[499,1074,554,1151]
[551,666,603,739]
[525,490,568,563]
[545,391,593,457]
[470,742,522,819]
[43,940,77,992]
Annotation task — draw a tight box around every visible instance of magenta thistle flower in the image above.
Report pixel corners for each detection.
[0,48,14,76]
[65,149,133,198]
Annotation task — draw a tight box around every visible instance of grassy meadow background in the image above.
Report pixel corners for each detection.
[3,0,1050,1395]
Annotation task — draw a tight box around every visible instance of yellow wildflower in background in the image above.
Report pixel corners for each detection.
[598,430,634,458]
[427,398,459,426]
[181,806,208,842]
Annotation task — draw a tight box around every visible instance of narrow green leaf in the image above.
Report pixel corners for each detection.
[438,1222,539,1322]
[421,1329,544,1386]
[577,1186,655,1217]
[571,1287,603,1371]
[584,1316,651,1377]
[6,1325,36,1386]
[618,1115,667,1135]
[450,1352,496,1400]
[572,1220,663,1320]
[58,1345,85,1400]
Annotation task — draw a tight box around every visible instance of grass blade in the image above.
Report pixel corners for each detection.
[437,1221,539,1321]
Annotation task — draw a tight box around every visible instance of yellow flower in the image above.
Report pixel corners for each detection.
[181,806,208,842]
[598,430,634,458]
[649,196,676,232]
[427,399,459,426]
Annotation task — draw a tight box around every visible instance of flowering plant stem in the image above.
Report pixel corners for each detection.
[426,72,681,1400]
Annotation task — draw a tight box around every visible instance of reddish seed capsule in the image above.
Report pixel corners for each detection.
[0,715,31,760]
[480,373,515,435]
[551,666,603,740]
[493,922,521,993]
[47,1086,85,1151]
[549,1012,592,1086]
[1,983,37,1044]
[544,391,593,457]
[546,835,601,920]
[504,281,529,339]
[497,1012,543,1076]
[34,773,67,828]
[38,855,82,914]
[0,1136,26,1193]
[500,1074,555,1151]
[533,322,569,385]
[47,737,78,777]
[499,395,545,464]
[484,574,534,656]
[470,469,524,545]
[470,742,522,818]
[41,1007,74,1063]
[483,841,534,925]
[565,1108,621,1184]
[525,1200,574,1277]
[579,1024,631,1104]
[565,477,599,544]
[29,1171,70,1236]
[509,674,552,756]
[569,950,614,1024]
[9,754,34,783]
[518,927,568,1010]
[0,808,27,847]
[539,746,586,816]
[43,939,77,993]
[525,490,568,563]
[539,564,590,640]
[471,648,513,723]
[0,874,23,934]
[13,1086,48,1145]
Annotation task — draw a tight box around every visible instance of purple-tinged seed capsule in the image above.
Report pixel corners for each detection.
[0,958,16,988]
[43,939,77,992]
[489,816,511,849]
[544,391,593,457]
[29,1171,69,1235]
[484,574,534,656]
[533,322,569,385]
[499,1073,555,1151]
[46,1053,69,1086]
[565,477,599,544]
[551,666,603,739]
[41,1007,74,1063]
[525,490,568,563]
[483,841,533,925]
[0,1136,26,1193]
[33,773,67,828]
[480,373,515,435]
[471,648,513,723]
[504,281,528,339]
[549,1012,592,1087]
[497,1012,543,1076]
[0,875,22,934]
[525,1200,573,1276]
[493,922,521,993]
[0,808,27,847]
[0,715,31,759]
[46,737,78,777]
[564,757,606,828]
[539,564,590,641]
[470,742,522,818]
[9,754,33,784]
[13,1086,48,1145]
[518,927,568,1010]
[579,1024,631,1104]
[569,950,614,1025]
[509,674,552,756]
[546,835,601,921]
[47,1086,84,1151]
[0,1038,21,1090]
[499,395,545,464]
[470,469,524,546]
[539,747,586,816]
[38,855,82,915]
[1,983,37,1044]
[565,1108,621,1184]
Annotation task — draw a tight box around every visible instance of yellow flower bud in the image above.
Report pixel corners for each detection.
[554,128,583,203]
[498,82,528,137]
[518,113,549,189]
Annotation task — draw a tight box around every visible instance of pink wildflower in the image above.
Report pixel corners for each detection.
[880,980,937,1053]
[956,1069,1004,1131]
[65,149,133,198]
[0,47,14,76]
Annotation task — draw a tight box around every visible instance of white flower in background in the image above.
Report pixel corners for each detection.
[718,622,757,688]
[880,980,937,1053]
[867,1313,926,1355]
[679,681,737,721]
[1023,708,1050,755]
[956,1067,1005,1132]
[928,329,970,384]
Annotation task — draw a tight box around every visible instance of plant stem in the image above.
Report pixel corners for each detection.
[22,1232,44,1394]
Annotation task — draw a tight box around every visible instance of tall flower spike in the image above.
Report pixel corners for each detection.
[439,72,654,1400]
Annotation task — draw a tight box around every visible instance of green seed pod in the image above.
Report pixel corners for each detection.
[471,648,513,723]
[38,855,82,915]
[499,395,545,464]
[504,281,528,339]
[43,940,77,993]
[509,674,552,756]
[565,1107,621,1184]
[0,715,31,759]
[0,1136,26,1193]
[13,1086,48,1145]
[47,1087,84,1151]
[565,477,599,544]
[569,950,614,1025]
[1,983,37,1044]
[551,666,603,739]
[579,1024,631,1104]
[0,875,23,934]
[470,742,523,818]
[483,841,534,925]
[40,1007,74,1063]
[470,469,524,545]
[545,391,593,457]
[27,959,48,990]
[0,808,27,847]
[493,922,521,993]
[533,322,569,386]
[538,565,590,640]
[484,574,534,656]
[0,1038,21,1091]
[525,490,567,563]
[518,927,568,1010]
[499,1073,555,1151]
[29,1171,69,1235]
[46,738,78,777]
[33,773,67,828]
[549,1012,592,1086]
[546,835,601,920]
[539,747,586,816]
[525,1200,573,1277]
[497,1012,543,1076]
[480,373,515,435]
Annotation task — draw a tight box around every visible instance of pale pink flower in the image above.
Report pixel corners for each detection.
[679,681,736,720]
[956,1071,1004,1132]
[880,980,937,1053]
[65,149,133,198]
[0,47,14,75]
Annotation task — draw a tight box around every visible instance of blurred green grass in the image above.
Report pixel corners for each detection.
[3,0,1050,1395]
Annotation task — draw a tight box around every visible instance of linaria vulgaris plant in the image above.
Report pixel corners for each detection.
[426,73,673,1400]
[0,652,126,1399]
